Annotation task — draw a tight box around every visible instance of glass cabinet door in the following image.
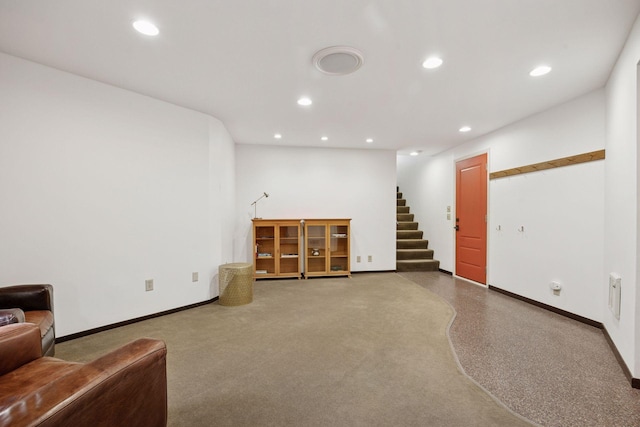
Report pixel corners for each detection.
[255,225,275,276]
[306,224,326,273]
[279,225,300,275]
[329,224,349,272]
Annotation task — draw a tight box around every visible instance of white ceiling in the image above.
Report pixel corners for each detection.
[1,1,639,155]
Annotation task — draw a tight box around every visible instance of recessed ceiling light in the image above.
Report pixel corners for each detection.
[274,133,282,139]
[459,126,471,133]
[410,151,419,156]
[530,65,552,77]
[366,138,373,143]
[321,136,328,141]
[422,56,443,69]
[133,20,159,36]
[297,97,312,106]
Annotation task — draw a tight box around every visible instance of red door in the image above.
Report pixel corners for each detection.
[455,154,487,284]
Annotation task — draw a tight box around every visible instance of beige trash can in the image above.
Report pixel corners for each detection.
[218,263,254,306]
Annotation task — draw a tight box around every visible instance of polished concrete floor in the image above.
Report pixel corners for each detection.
[400,271,640,427]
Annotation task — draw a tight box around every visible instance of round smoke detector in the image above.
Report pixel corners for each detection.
[313,46,364,76]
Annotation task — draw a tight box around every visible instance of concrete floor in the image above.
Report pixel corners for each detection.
[400,271,640,427]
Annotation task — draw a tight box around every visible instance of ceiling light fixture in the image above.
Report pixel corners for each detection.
[132,20,159,36]
[459,126,471,132]
[366,138,373,143]
[274,133,282,139]
[297,97,312,106]
[422,56,443,69]
[321,136,328,141]
[313,46,365,76]
[530,65,552,77]
[410,151,420,156]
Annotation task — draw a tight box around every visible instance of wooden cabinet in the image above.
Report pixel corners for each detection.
[252,219,301,279]
[304,219,351,278]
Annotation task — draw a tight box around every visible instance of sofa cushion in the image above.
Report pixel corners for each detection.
[24,311,54,339]
[0,285,53,312]
[24,310,56,357]
[0,358,82,425]
[0,324,41,376]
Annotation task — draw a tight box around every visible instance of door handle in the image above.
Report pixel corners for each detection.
[454,225,460,231]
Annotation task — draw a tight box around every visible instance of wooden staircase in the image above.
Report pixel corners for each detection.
[396,188,440,271]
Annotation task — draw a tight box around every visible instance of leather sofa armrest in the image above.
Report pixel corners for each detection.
[0,323,42,376]
[32,338,168,427]
[0,308,25,326]
[0,284,53,312]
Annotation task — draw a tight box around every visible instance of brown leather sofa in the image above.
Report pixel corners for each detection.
[0,284,55,356]
[0,323,167,427]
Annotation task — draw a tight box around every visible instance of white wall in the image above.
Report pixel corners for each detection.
[234,144,397,272]
[398,89,605,321]
[0,53,235,337]
[209,118,236,294]
[604,12,640,377]
[490,162,604,319]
